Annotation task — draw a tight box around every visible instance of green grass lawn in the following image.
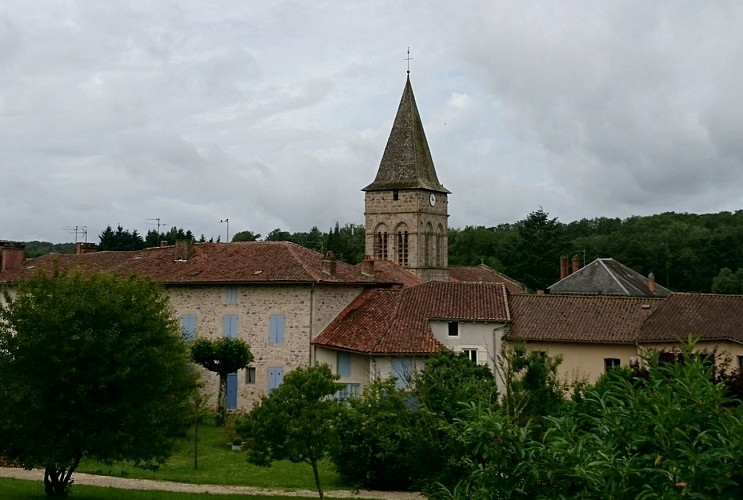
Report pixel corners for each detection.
[76,419,345,491]
[0,477,328,500]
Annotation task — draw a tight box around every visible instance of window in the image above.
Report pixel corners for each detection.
[463,349,478,363]
[391,358,413,388]
[397,230,409,266]
[374,231,388,260]
[180,314,196,341]
[268,367,284,393]
[738,355,743,371]
[225,287,237,305]
[335,383,360,399]
[245,367,256,385]
[337,351,351,378]
[604,358,620,372]
[393,190,399,201]
[222,314,238,338]
[448,321,459,337]
[269,314,285,345]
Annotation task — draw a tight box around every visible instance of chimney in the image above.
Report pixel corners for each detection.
[360,255,375,276]
[174,239,194,261]
[160,240,169,248]
[1,243,25,272]
[559,255,568,279]
[647,272,656,293]
[321,251,337,276]
[75,242,97,255]
[571,255,580,274]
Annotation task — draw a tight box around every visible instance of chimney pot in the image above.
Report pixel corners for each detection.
[559,255,569,279]
[648,272,656,293]
[174,239,194,261]
[360,255,375,276]
[1,243,26,272]
[321,251,337,276]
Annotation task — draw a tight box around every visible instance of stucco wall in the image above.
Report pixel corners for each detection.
[514,341,639,386]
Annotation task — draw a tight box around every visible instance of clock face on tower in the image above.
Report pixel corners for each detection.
[429,193,437,206]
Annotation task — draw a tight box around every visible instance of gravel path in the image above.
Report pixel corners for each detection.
[0,467,424,499]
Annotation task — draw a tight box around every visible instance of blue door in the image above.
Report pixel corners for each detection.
[226,372,238,410]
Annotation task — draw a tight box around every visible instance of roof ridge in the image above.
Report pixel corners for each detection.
[600,258,631,295]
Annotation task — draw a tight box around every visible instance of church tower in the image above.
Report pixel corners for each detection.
[363,76,450,282]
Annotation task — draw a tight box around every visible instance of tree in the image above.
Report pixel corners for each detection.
[0,269,199,497]
[239,363,342,500]
[191,337,253,425]
[331,378,417,490]
[98,225,146,251]
[410,349,499,491]
[711,267,743,294]
[231,230,261,242]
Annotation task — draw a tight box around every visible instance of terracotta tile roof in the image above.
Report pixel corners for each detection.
[362,76,449,194]
[548,258,671,297]
[635,293,743,344]
[449,264,527,294]
[0,242,380,286]
[356,259,425,288]
[508,294,664,343]
[313,282,509,355]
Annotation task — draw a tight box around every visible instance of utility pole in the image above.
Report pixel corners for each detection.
[220,219,230,242]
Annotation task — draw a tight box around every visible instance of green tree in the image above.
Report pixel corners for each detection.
[239,364,342,500]
[411,349,499,492]
[507,209,568,291]
[98,225,146,251]
[501,344,566,422]
[332,378,416,490]
[711,267,743,294]
[0,269,199,497]
[231,230,261,242]
[190,337,253,425]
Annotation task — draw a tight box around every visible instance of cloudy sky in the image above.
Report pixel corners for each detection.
[2,1,743,244]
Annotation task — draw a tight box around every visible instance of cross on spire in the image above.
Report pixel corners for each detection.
[405,47,413,74]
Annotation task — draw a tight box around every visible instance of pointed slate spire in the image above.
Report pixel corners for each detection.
[363,76,449,193]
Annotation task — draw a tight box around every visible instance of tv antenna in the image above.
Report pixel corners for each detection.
[147,218,166,234]
[62,225,87,243]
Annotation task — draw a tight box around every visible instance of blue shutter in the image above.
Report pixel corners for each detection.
[269,315,285,344]
[226,372,238,410]
[268,367,284,393]
[391,358,412,388]
[225,287,237,305]
[337,352,351,378]
[223,315,237,338]
[180,314,196,341]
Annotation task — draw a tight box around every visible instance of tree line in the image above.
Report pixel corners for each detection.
[17,208,743,293]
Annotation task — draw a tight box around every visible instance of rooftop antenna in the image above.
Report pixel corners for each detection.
[220,218,230,242]
[147,218,166,234]
[404,47,413,74]
[62,225,87,243]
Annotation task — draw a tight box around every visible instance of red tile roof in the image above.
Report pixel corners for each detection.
[313,281,510,355]
[0,242,384,286]
[449,264,526,294]
[635,293,743,344]
[508,294,664,343]
[357,259,424,288]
